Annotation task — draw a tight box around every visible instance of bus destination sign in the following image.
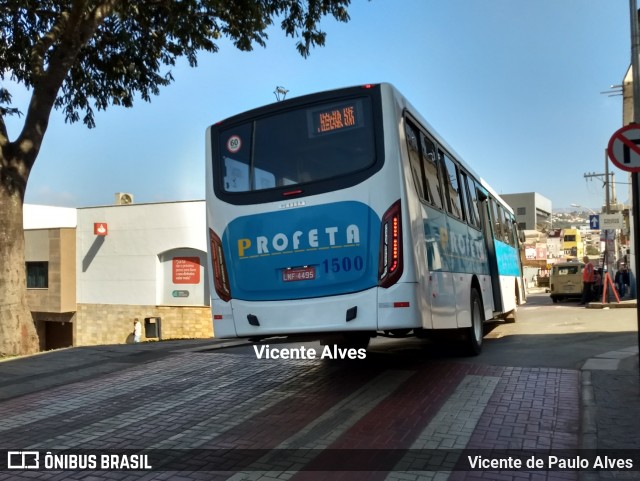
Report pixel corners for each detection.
[308,100,363,137]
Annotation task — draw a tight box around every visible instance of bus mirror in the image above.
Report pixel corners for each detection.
[519,230,525,244]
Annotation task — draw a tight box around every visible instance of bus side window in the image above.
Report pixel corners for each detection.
[496,205,511,245]
[489,197,501,241]
[458,171,469,223]
[471,179,485,228]
[505,212,517,247]
[497,206,507,244]
[441,152,465,220]
[404,121,427,201]
[461,171,479,228]
[420,134,443,209]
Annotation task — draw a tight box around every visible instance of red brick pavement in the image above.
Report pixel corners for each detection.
[0,352,581,480]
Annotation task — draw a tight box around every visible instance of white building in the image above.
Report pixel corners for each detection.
[500,192,553,232]
[25,200,213,349]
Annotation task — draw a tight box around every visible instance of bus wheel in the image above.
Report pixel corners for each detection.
[465,288,484,356]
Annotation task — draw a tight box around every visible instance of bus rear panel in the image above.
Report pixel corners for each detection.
[206,85,419,339]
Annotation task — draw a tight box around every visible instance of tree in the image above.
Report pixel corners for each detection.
[0,0,353,355]
[586,245,600,256]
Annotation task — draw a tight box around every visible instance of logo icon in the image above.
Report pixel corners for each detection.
[7,451,39,469]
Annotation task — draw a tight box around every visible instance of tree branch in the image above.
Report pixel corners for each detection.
[0,116,7,148]
[18,0,118,171]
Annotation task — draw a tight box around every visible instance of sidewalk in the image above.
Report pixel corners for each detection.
[581,347,640,481]
[587,298,638,309]
[529,285,639,308]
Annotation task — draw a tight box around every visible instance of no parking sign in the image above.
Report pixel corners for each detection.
[608,123,640,172]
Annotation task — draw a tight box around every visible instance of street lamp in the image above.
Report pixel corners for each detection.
[570,203,597,214]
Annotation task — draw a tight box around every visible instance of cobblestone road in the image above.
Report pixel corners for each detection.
[0,348,581,480]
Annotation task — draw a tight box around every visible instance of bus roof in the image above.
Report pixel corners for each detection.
[210,82,514,215]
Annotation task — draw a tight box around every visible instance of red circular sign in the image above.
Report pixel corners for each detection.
[226,135,242,153]
[607,123,640,173]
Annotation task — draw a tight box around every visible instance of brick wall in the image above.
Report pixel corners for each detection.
[75,303,213,346]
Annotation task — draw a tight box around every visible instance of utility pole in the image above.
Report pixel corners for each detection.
[582,170,613,213]
[585,150,619,282]
[605,151,610,214]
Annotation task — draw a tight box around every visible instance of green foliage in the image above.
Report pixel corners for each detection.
[586,245,600,256]
[0,0,352,128]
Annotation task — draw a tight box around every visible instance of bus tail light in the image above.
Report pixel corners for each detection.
[209,228,231,302]
[378,200,403,288]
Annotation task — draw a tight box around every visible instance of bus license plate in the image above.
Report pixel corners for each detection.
[282,267,316,282]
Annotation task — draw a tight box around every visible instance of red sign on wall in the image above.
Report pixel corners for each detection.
[94,223,108,236]
[172,257,200,284]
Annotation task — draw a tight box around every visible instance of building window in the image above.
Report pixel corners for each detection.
[518,222,526,230]
[517,207,526,215]
[26,262,48,288]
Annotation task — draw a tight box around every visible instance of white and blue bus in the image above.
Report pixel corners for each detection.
[206,83,526,355]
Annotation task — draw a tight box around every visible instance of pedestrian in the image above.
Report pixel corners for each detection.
[579,256,594,306]
[622,267,630,297]
[593,268,602,301]
[133,318,142,343]
[615,268,625,298]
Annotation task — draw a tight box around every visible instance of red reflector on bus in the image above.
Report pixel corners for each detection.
[209,228,231,302]
[283,189,303,196]
[378,200,403,288]
[213,315,223,320]
[362,84,375,89]
[393,302,410,308]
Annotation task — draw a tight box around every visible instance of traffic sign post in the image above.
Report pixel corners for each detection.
[606,126,640,353]
[627,0,640,370]
[589,214,599,230]
[599,213,624,230]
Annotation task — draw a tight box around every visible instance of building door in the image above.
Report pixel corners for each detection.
[45,321,73,350]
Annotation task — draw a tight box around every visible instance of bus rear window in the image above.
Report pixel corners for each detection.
[218,97,375,193]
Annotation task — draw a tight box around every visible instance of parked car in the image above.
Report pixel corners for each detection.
[549,261,584,303]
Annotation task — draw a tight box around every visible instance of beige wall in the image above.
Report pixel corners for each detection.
[59,229,76,311]
[75,303,213,346]
[26,228,76,313]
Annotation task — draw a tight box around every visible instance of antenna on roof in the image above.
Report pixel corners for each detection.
[274,86,289,101]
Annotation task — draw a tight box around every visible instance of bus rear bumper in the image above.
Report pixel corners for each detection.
[211,282,424,339]
[224,288,380,338]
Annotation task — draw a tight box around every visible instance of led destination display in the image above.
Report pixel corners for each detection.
[308,100,364,136]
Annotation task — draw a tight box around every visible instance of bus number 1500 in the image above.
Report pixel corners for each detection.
[322,256,364,274]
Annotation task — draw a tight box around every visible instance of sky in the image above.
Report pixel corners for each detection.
[2,0,632,211]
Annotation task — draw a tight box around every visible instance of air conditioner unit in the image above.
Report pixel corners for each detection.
[114,192,134,205]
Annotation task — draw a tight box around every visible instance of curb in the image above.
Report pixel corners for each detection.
[580,346,639,370]
[586,301,637,309]
[579,369,599,481]
[579,346,639,481]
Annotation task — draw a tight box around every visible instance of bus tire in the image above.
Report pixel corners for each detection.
[465,288,484,356]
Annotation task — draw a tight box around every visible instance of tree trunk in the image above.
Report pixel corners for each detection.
[0,186,39,356]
